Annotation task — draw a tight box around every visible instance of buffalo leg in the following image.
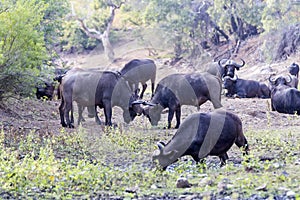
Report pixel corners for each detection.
[64,102,74,128]
[103,101,112,126]
[59,97,67,127]
[219,153,229,166]
[70,105,74,124]
[77,105,85,125]
[140,83,147,99]
[151,81,155,98]
[174,106,181,129]
[94,106,102,125]
[167,108,175,129]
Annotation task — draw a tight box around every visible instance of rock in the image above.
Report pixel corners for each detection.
[150,184,158,189]
[199,177,214,187]
[286,190,295,198]
[125,186,138,193]
[217,178,231,195]
[176,177,191,188]
[255,183,267,191]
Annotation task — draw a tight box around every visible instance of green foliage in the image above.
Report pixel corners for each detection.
[261,0,299,33]
[142,0,197,57]
[0,0,48,100]
[0,124,299,198]
[61,20,99,53]
[41,0,70,52]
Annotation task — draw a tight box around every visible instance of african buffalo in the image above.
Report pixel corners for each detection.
[36,79,55,100]
[142,72,223,129]
[59,70,142,128]
[269,75,300,114]
[288,62,299,78]
[120,59,156,99]
[287,63,299,89]
[206,58,245,78]
[152,109,249,169]
[223,76,270,98]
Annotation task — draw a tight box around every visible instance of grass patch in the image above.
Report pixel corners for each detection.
[0,126,299,199]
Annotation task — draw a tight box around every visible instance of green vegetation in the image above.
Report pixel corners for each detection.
[0,125,299,199]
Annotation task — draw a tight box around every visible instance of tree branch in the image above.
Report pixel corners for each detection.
[75,17,102,40]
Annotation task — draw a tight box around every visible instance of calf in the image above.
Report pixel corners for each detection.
[223,76,270,98]
[152,109,249,169]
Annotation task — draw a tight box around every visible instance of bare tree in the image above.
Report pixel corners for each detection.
[72,1,124,62]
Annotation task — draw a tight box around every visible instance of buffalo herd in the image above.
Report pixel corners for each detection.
[39,58,298,168]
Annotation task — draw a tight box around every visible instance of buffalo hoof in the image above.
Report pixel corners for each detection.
[68,123,75,128]
[61,123,67,127]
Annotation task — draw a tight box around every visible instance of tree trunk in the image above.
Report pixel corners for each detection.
[101,30,115,62]
[74,3,123,62]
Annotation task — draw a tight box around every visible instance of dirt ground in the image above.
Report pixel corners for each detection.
[1,36,300,155]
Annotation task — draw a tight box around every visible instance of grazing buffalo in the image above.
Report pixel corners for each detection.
[36,79,55,100]
[223,76,270,98]
[152,109,249,169]
[59,70,142,128]
[120,59,156,99]
[141,72,223,129]
[287,63,299,89]
[206,58,245,78]
[269,75,300,114]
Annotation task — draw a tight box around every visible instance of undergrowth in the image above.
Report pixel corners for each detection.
[0,126,299,199]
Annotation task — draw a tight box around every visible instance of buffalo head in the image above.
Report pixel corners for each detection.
[132,100,162,126]
[128,94,144,122]
[269,74,292,87]
[219,59,245,78]
[288,63,299,77]
[152,142,178,169]
[223,75,237,88]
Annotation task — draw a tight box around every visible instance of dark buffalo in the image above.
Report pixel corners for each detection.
[206,58,245,78]
[287,63,299,88]
[223,76,270,98]
[152,109,249,169]
[142,72,223,129]
[36,79,55,100]
[269,75,300,114]
[120,59,156,99]
[59,70,142,128]
[288,62,299,78]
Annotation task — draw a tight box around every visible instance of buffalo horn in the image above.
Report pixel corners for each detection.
[131,100,156,106]
[131,99,146,105]
[157,142,165,154]
[232,58,245,68]
[268,74,277,84]
[286,74,292,83]
[218,58,228,68]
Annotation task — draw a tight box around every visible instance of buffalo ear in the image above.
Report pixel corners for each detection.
[236,68,240,71]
